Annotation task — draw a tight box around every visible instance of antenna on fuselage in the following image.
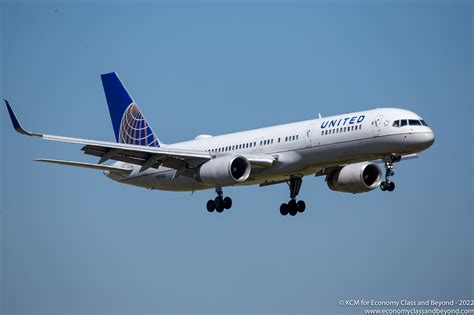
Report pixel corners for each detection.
[318,113,322,119]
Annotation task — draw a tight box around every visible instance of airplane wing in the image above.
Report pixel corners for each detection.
[35,158,133,174]
[5,100,275,172]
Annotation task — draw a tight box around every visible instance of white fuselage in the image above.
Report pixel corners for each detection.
[106,108,434,191]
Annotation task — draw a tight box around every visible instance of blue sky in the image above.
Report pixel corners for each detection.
[1,1,472,314]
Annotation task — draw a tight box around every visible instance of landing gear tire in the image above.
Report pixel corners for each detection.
[279,176,307,216]
[206,188,232,213]
[223,197,232,209]
[297,200,306,213]
[280,203,289,216]
[380,181,396,192]
[215,196,224,213]
[206,200,216,212]
[387,181,395,191]
[288,200,298,216]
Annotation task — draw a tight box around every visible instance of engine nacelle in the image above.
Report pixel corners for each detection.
[326,162,382,194]
[196,155,251,186]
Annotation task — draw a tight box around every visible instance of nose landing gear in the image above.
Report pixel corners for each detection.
[380,155,400,192]
[206,187,232,213]
[280,176,306,216]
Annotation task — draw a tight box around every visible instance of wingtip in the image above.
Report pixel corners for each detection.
[4,99,21,130]
[4,100,41,137]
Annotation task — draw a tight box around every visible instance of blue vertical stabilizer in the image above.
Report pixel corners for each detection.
[100,72,159,147]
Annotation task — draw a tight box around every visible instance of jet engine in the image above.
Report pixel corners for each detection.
[326,162,382,193]
[196,155,251,186]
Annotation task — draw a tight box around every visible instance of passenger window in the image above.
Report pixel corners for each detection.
[254,142,256,146]
[296,135,298,140]
[400,120,407,127]
[409,119,421,126]
[271,139,274,144]
[420,120,429,126]
[278,138,281,143]
[325,130,328,135]
[393,120,400,127]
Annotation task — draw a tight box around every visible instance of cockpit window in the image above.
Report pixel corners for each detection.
[394,119,427,127]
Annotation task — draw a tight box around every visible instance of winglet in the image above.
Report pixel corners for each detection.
[4,100,42,137]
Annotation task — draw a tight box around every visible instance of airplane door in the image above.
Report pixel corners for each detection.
[372,115,383,137]
[305,123,316,147]
[254,137,264,153]
[252,138,258,153]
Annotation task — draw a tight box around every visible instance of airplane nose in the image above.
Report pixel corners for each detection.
[417,130,435,149]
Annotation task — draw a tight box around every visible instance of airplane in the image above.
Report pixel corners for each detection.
[4,72,435,216]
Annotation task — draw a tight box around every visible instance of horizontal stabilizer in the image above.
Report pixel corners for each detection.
[35,159,133,174]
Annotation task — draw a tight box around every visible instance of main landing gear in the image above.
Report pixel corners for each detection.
[206,187,232,213]
[380,155,400,192]
[280,176,306,216]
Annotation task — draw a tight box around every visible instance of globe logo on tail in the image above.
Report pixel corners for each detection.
[119,103,159,147]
